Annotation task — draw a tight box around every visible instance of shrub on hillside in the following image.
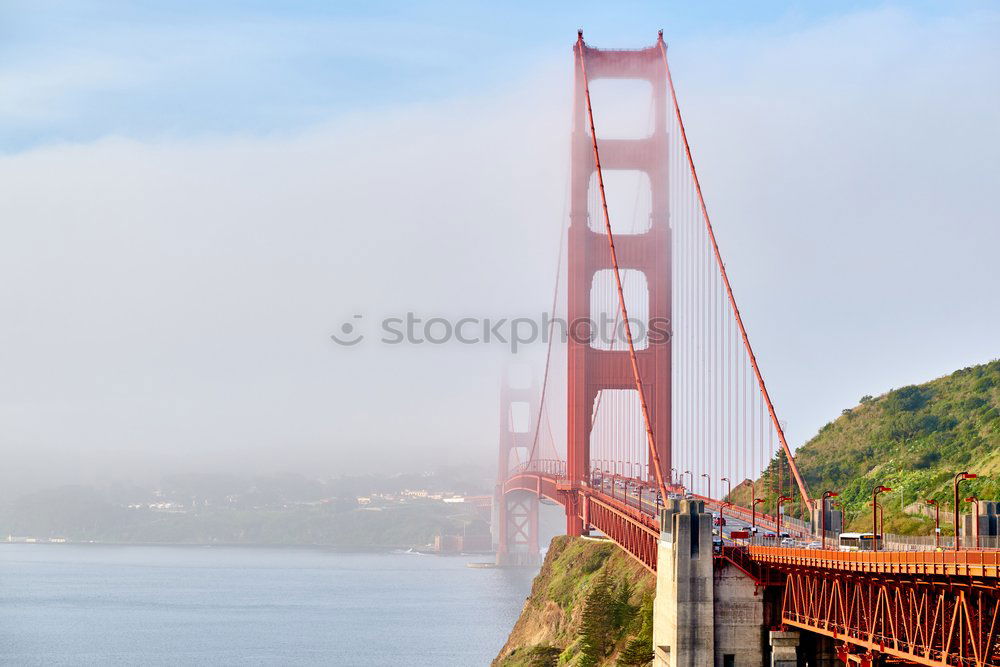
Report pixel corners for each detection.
[884,385,932,412]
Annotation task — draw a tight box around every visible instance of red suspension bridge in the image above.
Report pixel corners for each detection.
[494,32,1000,667]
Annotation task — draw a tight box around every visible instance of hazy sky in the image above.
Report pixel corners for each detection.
[1,1,998,496]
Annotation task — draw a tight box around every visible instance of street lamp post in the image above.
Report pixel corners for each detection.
[683,470,693,491]
[720,477,731,521]
[671,468,677,486]
[777,496,792,539]
[821,490,838,550]
[953,472,977,551]
[872,485,891,551]
[701,474,711,504]
[926,499,940,549]
[965,496,980,549]
[752,498,765,534]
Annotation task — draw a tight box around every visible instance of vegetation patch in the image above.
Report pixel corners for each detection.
[494,536,655,667]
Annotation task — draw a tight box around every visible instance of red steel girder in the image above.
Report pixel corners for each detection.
[777,566,1000,666]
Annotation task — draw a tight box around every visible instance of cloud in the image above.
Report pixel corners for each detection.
[0,5,997,495]
[0,64,570,494]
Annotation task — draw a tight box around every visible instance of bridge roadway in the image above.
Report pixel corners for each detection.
[502,460,808,572]
[502,461,1000,666]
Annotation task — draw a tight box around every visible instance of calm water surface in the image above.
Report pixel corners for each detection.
[0,544,536,666]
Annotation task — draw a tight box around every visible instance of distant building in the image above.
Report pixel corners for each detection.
[356,496,372,505]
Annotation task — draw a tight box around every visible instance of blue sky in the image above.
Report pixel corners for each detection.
[2,0,986,151]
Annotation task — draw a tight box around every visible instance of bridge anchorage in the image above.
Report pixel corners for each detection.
[495,30,1000,667]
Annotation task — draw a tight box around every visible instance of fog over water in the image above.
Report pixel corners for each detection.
[1,4,998,497]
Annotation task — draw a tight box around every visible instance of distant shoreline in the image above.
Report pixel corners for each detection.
[0,541,495,556]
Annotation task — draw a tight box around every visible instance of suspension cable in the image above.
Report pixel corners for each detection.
[526,223,565,465]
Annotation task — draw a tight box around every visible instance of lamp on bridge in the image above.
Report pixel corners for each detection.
[701,473,711,502]
[925,499,940,549]
[776,496,792,539]
[965,496,980,549]
[752,498,765,534]
[683,470,692,492]
[953,472,977,551]
[872,485,891,550]
[719,477,731,522]
[820,490,838,550]
[670,468,677,486]
[869,501,885,541]
[743,478,755,508]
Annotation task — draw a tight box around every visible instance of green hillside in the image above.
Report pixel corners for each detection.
[494,536,655,667]
[737,359,1000,535]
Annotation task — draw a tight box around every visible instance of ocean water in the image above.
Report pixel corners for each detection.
[0,544,537,666]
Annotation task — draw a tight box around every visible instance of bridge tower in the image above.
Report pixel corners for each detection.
[494,371,541,567]
[566,35,672,535]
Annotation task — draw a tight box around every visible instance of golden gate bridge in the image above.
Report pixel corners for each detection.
[494,31,999,667]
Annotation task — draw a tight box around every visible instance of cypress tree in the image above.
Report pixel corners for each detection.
[579,569,615,665]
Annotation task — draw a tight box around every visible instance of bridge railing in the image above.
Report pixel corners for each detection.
[738,531,1000,552]
[507,459,566,478]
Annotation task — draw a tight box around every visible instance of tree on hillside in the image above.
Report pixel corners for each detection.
[521,644,561,667]
[617,594,654,666]
[612,576,637,630]
[579,570,616,666]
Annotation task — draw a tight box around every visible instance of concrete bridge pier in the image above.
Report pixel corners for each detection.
[768,631,799,667]
[652,499,779,667]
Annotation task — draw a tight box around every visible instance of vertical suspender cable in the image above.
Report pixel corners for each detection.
[658,37,811,508]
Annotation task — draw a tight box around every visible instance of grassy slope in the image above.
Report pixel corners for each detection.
[494,536,655,667]
[738,359,1000,533]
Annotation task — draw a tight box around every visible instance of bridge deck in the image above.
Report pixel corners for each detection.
[750,545,1000,578]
